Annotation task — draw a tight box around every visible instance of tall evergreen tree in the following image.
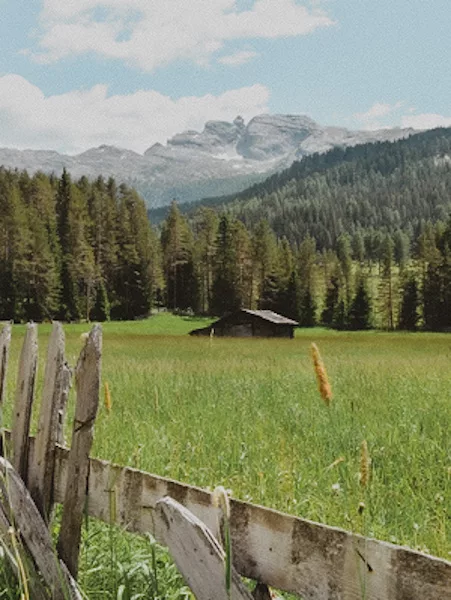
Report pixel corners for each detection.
[398,275,419,330]
[211,215,241,315]
[378,235,396,330]
[348,277,372,330]
[161,201,196,311]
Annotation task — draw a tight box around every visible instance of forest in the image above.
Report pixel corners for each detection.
[2,126,451,329]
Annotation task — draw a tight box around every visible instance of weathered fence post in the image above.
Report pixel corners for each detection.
[156,496,254,600]
[57,361,72,446]
[0,323,12,456]
[11,323,38,483]
[29,322,70,521]
[0,456,82,599]
[57,324,102,578]
[0,323,11,410]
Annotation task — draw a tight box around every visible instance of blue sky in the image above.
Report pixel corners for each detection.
[0,0,450,154]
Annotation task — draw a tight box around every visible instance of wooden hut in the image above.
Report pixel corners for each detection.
[189,309,298,338]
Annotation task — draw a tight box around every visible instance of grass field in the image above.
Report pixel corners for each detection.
[1,314,450,596]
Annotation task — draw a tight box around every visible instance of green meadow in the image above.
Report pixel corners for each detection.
[2,314,450,595]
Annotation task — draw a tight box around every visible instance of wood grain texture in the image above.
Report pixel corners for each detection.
[56,361,72,446]
[156,496,253,600]
[252,583,275,600]
[0,499,50,600]
[57,324,102,578]
[28,322,66,521]
[0,457,82,599]
[0,323,11,413]
[0,323,12,456]
[11,323,37,483]
[49,448,451,600]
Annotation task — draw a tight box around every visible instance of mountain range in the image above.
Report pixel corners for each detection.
[0,114,415,208]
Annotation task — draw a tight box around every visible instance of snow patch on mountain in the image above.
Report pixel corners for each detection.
[0,114,415,208]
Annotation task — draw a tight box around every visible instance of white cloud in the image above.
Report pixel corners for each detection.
[354,101,451,132]
[354,101,404,130]
[218,49,258,65]
[401,113,451,130]
[31,0,334,70]
[0,74,270,154]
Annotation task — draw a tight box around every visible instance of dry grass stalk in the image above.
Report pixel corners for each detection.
[360,440,371,488]
[310,343,332,406]
[104,381,112,414]
[212,486,232,597]
[326,456,345,470]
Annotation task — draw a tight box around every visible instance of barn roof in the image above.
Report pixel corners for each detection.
[239,309,298,325]
[212,309,298,326]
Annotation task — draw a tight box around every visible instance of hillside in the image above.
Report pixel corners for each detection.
[167,127,451,248]
[0,114,412,209]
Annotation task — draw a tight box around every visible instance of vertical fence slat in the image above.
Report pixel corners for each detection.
[28,322,67,521]
[57,362,72,446]
[57,324,102,578]
[0,323,11,410]
[11,323,38,483]
[0,323,12,456]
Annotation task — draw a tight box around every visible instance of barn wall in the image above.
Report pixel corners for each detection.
[190,312,296,337]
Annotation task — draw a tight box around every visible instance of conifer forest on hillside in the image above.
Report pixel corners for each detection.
[2,127,451,329]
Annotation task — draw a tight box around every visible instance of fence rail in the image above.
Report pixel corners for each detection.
[0,322,450,600]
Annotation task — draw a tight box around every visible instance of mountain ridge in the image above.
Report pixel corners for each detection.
[0,113,416,208]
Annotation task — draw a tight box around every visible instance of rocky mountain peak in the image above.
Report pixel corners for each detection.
[0,113,416,208]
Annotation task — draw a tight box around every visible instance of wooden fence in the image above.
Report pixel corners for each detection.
[0,322,450,599]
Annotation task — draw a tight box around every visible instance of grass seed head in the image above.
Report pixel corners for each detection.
[310,343,333,406]
[212,485,231,519]
[104,381,112,414]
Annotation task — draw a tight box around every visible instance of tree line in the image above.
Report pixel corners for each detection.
[2,164,451,330]
[0,168,160,322]
[177,126,451,250]
[161,201,451,331]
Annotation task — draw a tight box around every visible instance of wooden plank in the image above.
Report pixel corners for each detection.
[0,322,11,412]
[28,321,66,521]
[57,324,102,578]
[5,427,450,600]
[0,323,12,456]
[11,323,38,483]
[156,496,253,600]
[49,448,451,600]
[0,500,53,600]
[56,361,72,446]
[0,457,82,599]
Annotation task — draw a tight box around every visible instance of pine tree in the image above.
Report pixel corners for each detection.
[348,277,372,330]
[211,215,241,315]
[282,270,301,322]
[114,186,161,318]
[299,288,317,327]
[398,275,419,330]
[252,219,277,306]
[378,235,395,330]
[337,234,353,306]
[321,274,340,326]
[193,208,218,314]
[161,201,196,311]
[423,262,442,330]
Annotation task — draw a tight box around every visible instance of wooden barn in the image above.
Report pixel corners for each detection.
[189,309,298,338]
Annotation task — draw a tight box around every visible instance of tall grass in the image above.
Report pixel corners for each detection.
[1,315,450,597]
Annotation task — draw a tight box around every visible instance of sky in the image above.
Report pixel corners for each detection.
[0,0,450,155]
